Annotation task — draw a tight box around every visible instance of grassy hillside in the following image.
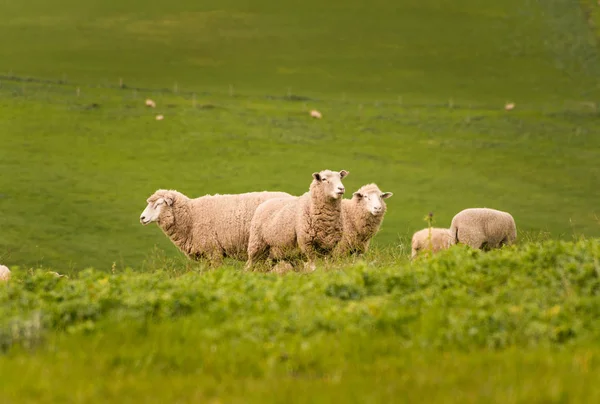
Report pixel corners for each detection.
[2,240,600,402]
[1,0,599,102]
[1,78,599,270]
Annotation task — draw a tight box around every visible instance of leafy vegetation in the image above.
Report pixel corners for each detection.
[2,240,600,402]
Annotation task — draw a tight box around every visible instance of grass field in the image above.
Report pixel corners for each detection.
[1,80,599,270]
[1,0,600,402]
[1,0,598,102]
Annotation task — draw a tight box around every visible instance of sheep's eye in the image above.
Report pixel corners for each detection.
[321,178,327,182]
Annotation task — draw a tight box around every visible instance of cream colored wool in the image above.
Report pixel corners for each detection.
[0,265,10,282]
[450,208,517,250]
[246,169,349,270]
[335,183,393,256]
[411,227,454,259]
[140,189,291,266]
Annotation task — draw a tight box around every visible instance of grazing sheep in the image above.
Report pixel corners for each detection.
[335,183,393,256]
[246,169,349,270]
[450,208,517,250]
[140,189,292,266]
[0,265,10,282]
[411,228,454,259]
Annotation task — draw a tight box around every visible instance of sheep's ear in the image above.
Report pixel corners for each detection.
[312,172,321,181]
[340,170,349,178]
[381,192,393,199]
[353,192,363,199]
[164,195,174,206]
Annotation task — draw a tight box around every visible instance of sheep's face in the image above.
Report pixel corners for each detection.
[140,191,174,225]
[312,169,349,200]
[353,187,393,216]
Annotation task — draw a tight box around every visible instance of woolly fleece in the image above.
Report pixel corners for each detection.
[246,169,349,269]
[450,207,517,250]
[0,265,10,282]
[411,227,454,259]
[141,189,291,265]
[335,183,393,256]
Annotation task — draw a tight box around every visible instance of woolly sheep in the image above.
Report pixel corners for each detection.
[450,207,517,250]
[411,227,454,259]
[0,265,10,282]
[140,189,292,266]
[334,183,393,256]
[246,169,349,271]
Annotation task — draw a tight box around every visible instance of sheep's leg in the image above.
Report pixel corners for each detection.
[246,235,269,269]
[303,259,316,272]
[208,250,224,268]
[303,249,317,272]
[297,236,317,271]
[272,260,294,274]
[502,231,517,247]
[331,244,344,259]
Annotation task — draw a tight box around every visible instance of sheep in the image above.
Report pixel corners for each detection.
[0,265,10,282]
[450,208,517,250]
[140,189,292,266]
[246,169,349,271]
[411,227,454,259]
[334,183,393,256]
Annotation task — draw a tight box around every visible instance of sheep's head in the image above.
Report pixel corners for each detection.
[311,169,349,200]
[140,189,176,225]
[352,184,393,216]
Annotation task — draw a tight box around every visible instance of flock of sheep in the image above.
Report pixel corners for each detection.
[0,169,517,282]
[139,168,517,271]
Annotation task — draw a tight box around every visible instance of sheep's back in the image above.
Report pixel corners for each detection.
[452,208,515,240]
[253,195,300,247]
[191,191,292,259]
[412,228,452,250]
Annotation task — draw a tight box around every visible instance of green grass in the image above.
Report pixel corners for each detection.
[1,0,600,102]
[2,240,600,402]
[0,79,599,270]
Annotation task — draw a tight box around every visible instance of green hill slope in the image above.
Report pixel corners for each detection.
[0,0,599,269]
[1,0,599,102]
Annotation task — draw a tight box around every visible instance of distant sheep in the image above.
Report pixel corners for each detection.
[0,265,10,282]
[450,208,517,250]
[335,183,393,256]
[140,189,291,266]
[411,228,454,259]
[246,169,349,271]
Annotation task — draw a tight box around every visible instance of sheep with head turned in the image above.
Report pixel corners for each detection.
[334,183,393,257]
[0,265,10,282]
[140,189,291,266]
[411,227,454,259]
[246,169,349,271]
[450,207,517,250]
